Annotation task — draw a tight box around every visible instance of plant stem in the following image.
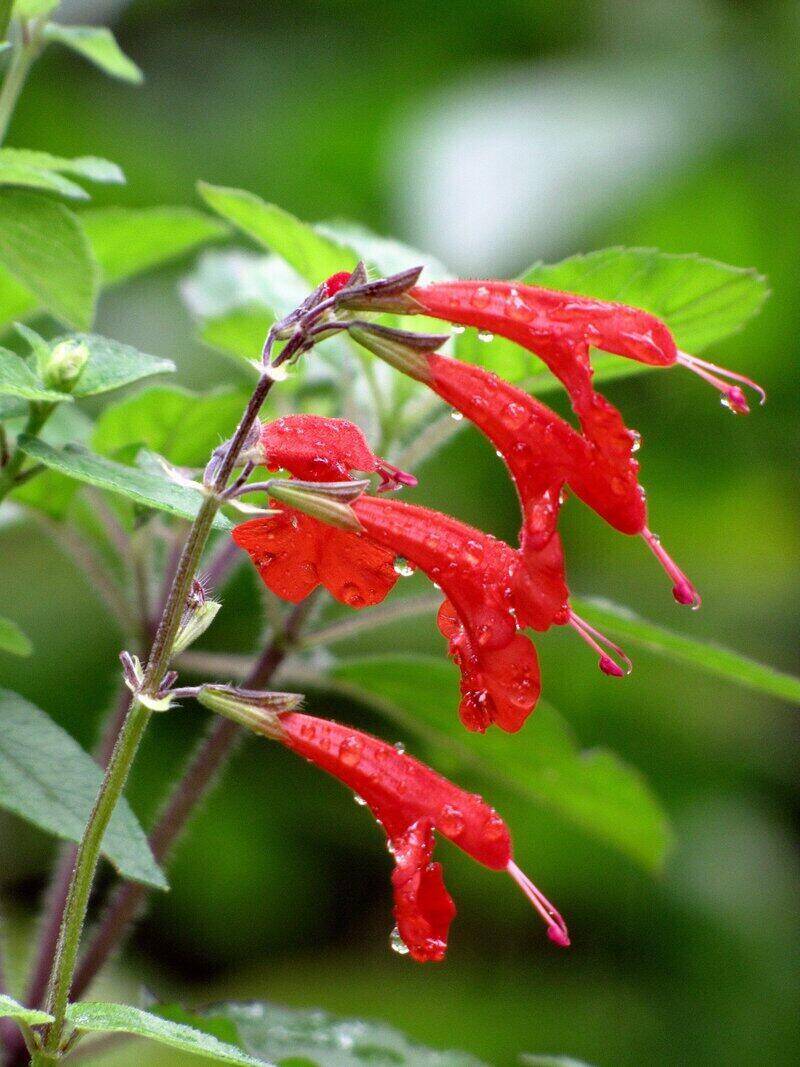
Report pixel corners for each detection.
[38,369,277,1058]
[0,19,42,146]
[67,596,316,1004]
[0,403,52,507]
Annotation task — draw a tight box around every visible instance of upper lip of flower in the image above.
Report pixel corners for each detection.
[274,709,569,960]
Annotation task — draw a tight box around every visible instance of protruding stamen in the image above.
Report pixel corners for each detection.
[568,610,632,677]
[641,526,701,608]
[507,860,570,948]
[677,351,765,415]
[376,461,418,493]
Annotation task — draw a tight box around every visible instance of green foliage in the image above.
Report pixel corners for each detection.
[16,436,233,528]
[456,247,769,383]
[65,1003,263,1065]
[0,190,97,328]
[43,24,143,83]
[0,148,123,200]
[570,597,800,704]
[198,182,358,285]
[324,656,671,872]
[0,689,166,887]
[0,614,31,655]
[0,345,69,401]
[11,0,58,17]
[0,993,52,1027]
[198,1001,489,1066]
[52,332,175,397]
[92,385,249,467]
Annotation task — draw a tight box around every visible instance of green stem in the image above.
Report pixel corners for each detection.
[0,19,42,146]
[0,402,52,505]
[40,366,277,1057]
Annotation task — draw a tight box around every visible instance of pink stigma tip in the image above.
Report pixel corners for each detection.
[377,462,418,493]
[642,528,701,609]
[569,610,632,677]
[507,860,570,949]
[677,351,765,415]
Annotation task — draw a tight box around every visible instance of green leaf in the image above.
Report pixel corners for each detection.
[317,220,451,280]
[203,1001,489,1066]
[570,597,800,705]
[0,190,98,328]
[92,385,248,467]
[0,345,70,401]
[0,993,52,1027]
[0,615,31,655]
[12,0,59,17]
[65,1003,264,1065]
[520,1057,596,1067]
[198,183,358,285]
[0,689,166,888]
[325,656,671,872]
[52,332,175,397]
[81,206,228,287]
[16,437,232,529]
[456,247,768,383]
[0,148,123,200]
[44,24,143,83]
[200,307,276,364]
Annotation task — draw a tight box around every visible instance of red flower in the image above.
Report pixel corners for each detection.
[409,280,764,416]
[352,496,546,732]
[273,710,569,960]
[232,415,414,607]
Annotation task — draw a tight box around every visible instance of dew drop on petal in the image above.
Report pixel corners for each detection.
[477,330,494,343]
[390,926,410,955]
[353,793,367,807]
[451,324,466,335]
[629,429,642,453]
[341,583,365,607]
[439,803,465,837]
[393,556,414,577]
[472,285,491,309]
[450,410,464,421]
[339,735,363,768]
[393,741,406,754]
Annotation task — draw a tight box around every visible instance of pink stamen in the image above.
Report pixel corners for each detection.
[376,461,418,493]
[641,527,701,608]
[677,351,765,415]
[507,860,570,948]
[568,610,632,677]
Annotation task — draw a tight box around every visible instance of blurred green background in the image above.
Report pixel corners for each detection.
[1,1,799,1064]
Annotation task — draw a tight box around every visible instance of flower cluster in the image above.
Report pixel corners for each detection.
[224,263,762,960]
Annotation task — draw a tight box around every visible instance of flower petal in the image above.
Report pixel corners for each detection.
[391,818,456,963]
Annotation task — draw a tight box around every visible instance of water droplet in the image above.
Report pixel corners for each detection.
[495,449,503,459]
[439,803,465,837]
[393,741,406,754]
[341,582,365,607]
[390,926,410,955]
[450,410,464,421]
[502,401,528,429]
[629,430,642,453]
[477,330,494,343]
[463,539,484,566]
[393,557,414,577]
[483,812,506,841]
[451,324,466,335]
[339,735,363,767]
[353,793,367,806]
[471,285,491,309]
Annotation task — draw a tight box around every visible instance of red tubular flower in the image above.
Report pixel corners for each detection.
[409,280,765,416]
[352,496,547,732]
[232,415,415,607]
[273,711,569,960]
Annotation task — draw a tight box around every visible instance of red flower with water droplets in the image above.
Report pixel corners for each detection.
[233,415,414,607]
[409,279,764,417]
[272,711,569,960]
[352,496,546,732]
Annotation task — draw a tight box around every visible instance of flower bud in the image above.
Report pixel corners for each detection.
[197,684,302,738]
[42,339,89,392]
[333,265,424,313]
[173,597,221,656]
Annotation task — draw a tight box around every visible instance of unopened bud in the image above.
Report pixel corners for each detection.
[42,340,89,392]
[173,597,221,655]
[197,684,302,737]
[267,478,366,532]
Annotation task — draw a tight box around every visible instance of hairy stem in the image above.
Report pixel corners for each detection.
[0,403,52,507]
[68,596,316,1002]
[0,18,42,146]
[38,369,277,1057]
